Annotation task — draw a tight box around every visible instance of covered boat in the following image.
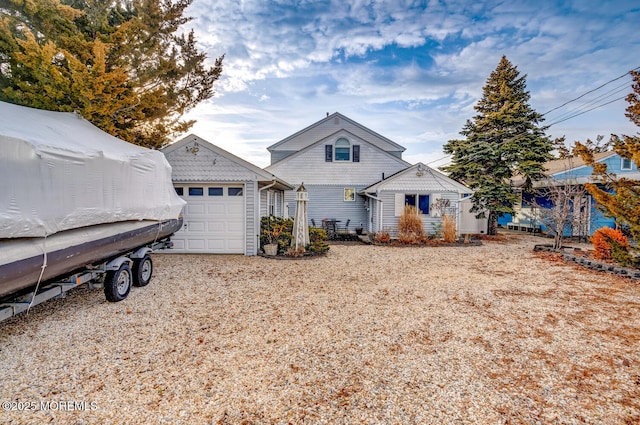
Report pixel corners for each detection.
[0,101,185,304]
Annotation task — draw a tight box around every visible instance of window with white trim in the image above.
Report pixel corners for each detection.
[621,157,633,170]
[335,138,350,161]
[394,193,430,215]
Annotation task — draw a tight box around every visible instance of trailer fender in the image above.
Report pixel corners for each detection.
[130,246,152,259]
[105,256,132,271]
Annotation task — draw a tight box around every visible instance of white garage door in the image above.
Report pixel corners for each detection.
[170,184,245,254]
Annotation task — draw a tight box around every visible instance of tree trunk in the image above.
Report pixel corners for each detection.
[553,233,563,250]
[487,211,498,235]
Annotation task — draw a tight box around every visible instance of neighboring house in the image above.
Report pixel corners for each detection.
[161,135,292,255]
[265,113,484,236]
[501,151,640,236]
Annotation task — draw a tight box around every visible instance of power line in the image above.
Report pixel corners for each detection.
[427,66,639,167]
[544,80,631,124]
[541,66,639,116]
[545,95,628,126]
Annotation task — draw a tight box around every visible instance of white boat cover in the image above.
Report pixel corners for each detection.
[0,101,186,238]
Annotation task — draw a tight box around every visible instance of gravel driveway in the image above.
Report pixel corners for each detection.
[1,234,639,424]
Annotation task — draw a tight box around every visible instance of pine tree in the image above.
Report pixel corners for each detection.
[442,56,554,234]
[574,70,640,241]
[0,0,223,149]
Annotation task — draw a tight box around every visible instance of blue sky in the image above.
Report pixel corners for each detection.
[179,0,640,168]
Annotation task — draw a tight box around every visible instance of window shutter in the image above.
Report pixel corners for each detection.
[394,193,405,217]
[325,145,333,162]
[352,145,360,162]
[430,193,442,217]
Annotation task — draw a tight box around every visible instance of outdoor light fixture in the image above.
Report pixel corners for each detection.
[186,141,200,155]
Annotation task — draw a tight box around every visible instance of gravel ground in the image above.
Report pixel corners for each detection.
[1,234,639,424]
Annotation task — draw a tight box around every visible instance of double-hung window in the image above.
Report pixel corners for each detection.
[335,138,350,161]
[396,194,430,215]
[325,138,360,162]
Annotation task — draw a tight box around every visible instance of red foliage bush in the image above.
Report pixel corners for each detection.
[592,227,629,262]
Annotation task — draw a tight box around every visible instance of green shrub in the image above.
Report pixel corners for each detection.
[260,216,293,254]
[308,227,329,253]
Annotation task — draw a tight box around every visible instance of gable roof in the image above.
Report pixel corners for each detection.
[266,128,410,169]
[544,151,616,176]
[267,112,406,154]
[362,163,473,194]
[511,151,619,187]
[163,134,292,190]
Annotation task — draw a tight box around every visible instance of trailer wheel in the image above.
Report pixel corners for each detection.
[133,254,153,287]
[104,263,132,302]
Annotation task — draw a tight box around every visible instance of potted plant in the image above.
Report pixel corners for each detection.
[263,221,286,256]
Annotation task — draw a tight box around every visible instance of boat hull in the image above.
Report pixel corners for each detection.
[0,219,182,300]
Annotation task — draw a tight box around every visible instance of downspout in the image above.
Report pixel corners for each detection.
[364,192,383,233]
[258,180,277,254]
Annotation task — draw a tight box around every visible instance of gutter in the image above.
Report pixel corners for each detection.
[257,180,278,254]
[363,192,383,234]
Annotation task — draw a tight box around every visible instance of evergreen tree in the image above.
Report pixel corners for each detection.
[0,0,223,149]
[442,56,553,234]
[574,70,640,241]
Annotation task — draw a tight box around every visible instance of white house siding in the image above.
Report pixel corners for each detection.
[285,185,368,230]
[162,135,290,256]
[378,191,460,237]
[266,136,408,186]
[245,181,257,255]
[269,113,405,163]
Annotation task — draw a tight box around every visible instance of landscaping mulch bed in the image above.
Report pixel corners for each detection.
[534,244,640,280]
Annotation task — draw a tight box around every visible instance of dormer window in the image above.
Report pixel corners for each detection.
[335,138,350,161]
[621,157,633,170]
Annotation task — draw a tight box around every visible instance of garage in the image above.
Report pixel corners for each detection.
[161,135,292,255]
[170,184,245,254]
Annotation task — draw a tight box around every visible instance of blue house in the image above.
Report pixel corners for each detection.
[500,151,639,237]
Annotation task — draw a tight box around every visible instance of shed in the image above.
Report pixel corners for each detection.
[161,135,292,255]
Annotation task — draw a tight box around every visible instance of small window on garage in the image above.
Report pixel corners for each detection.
[188,187,204,196]
[175,187,184,196]
[228,187,243,196]
[208,187,223,196]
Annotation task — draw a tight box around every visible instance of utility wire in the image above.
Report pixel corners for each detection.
[544,80,631,124]
[541,66,640,116]
[545,95,628,126]
[426,66,639,166]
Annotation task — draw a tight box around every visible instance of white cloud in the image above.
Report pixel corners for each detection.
[178,0,640,169]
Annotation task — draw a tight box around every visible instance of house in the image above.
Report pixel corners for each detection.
[501,151,640,236]
[265,113,484,236]
[361,163,484,236]
[161,135,292,255]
